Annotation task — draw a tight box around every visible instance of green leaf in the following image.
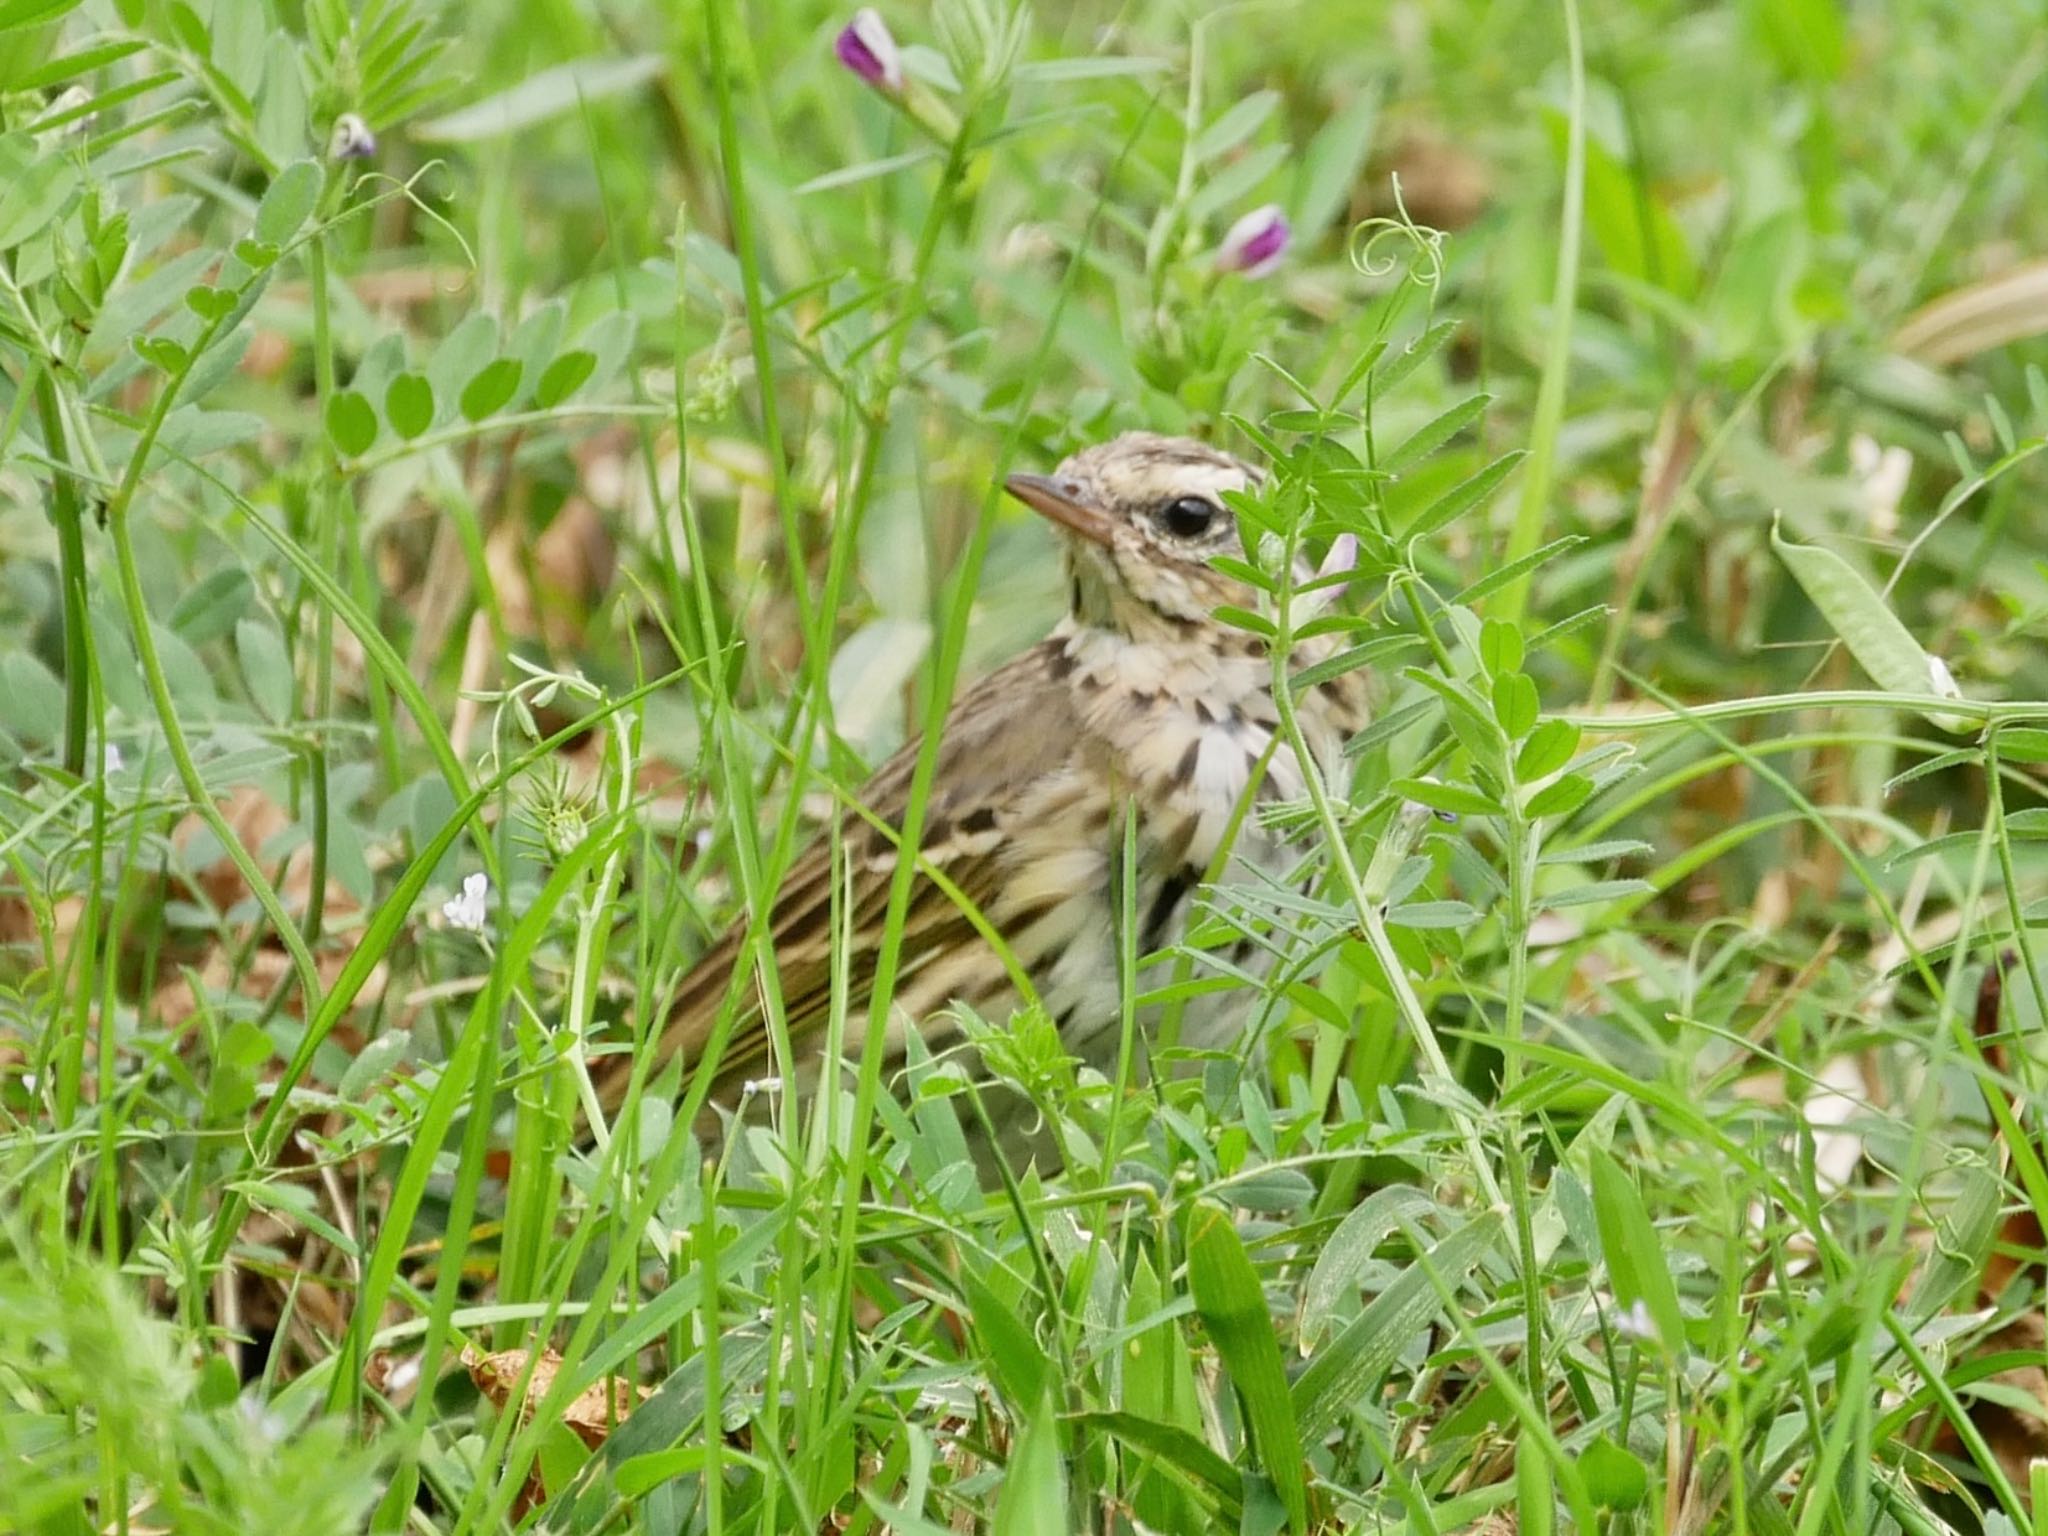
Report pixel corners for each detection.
[1523,772,1593,821]
[11,38,145,92]
[1455,534,1588,607]
[235,619,294,723]
[325,390,377,457]
[1580,1433,1648,1510]
[1540,879,1653,910]
[1078,1411,1242,1517]
[1491,673,1539,740]
[1302,1186,1443,1346]
[1389,777,1501,819]
[1387,899,1482,929]
[1187,1205,1306,1533]
[1479,617,1524,678]
[337,1030,410,1099]
[458,358,522,422]
[167,0,208,56]
[960,1267,1049,1416]
[1194,89,1280,164]
[0,0,86,35]
[1590,1150,1685,1357]
[1998,729,2048,765]
[1117,1253,1212,1530]
[0,140,77,252]
[254,33,307,164]
[414,54,665,142]
[1770,515,1970,732]
[990,1392,1066,1536]
[1291,87,1379,240]
[1373,319,1458,396]
[0,650,65,743]
[1212,605,1277,639]
[794,147,944,196]
[255,158,322,245]
[534,349,596,408]
[184,284,237,322]
[170,566,252,646]
[1515,718,1580,781]
[384,373,433,440]
[1381,394,1489,473]
[1904,1163,2000,1325]
[1292,1210,1503,1439]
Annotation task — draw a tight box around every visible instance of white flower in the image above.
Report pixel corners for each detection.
[741,1076,784,1097]
[102,742,124,775]
[441,872,489,933]
[1613,1297,1658,1344]
[1927,654,1961,700]
[1848,433,1912,538]
[329,112,376,161]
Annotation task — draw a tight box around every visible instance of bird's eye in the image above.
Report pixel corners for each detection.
[1157,495,1219,540]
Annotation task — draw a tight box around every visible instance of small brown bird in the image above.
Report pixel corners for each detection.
[596,432,1368,1130]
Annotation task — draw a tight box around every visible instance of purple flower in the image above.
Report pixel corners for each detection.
[835,9,903,93]
[1216,203,1291,277]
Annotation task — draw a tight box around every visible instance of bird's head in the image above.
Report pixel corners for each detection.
[1004,431,1262,636]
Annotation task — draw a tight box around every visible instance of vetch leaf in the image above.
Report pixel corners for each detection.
[535,349,596,408]
[1997,728,2048,765]
[1516,718,1580,781]
[1389,777,1501,819]
[1580,1433,1649,1510]
[1524,773,1593,821]
[385,373,433,440]
[1479,617,1524,678]
[1381,394,1489,473]
[325,390,377,457]
[1492,673,1539,740]
[1771,514,1971,732]
[1387,899,1482,929]
[0,143,77,252]
[458,358,522,422]
[254,159,322,245]
[1456,535,1588,607]
[235,619,293,723]
[1539,879,1653,910]
[415,54,665,142]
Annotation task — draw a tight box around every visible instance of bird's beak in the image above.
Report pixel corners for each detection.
[1004,472,1115,547]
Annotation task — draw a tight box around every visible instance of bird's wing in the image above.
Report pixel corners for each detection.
[596,640,1083,1109]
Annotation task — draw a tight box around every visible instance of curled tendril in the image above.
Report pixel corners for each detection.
[1346,174,1448,298]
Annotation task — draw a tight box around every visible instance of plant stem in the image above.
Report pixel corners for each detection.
[1497,0,1585,624]
[34,371,91,777]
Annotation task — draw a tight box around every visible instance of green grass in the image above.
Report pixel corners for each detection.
[5,0,2048,1531]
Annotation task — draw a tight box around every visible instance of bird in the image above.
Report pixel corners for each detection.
[593,431,1371,1142]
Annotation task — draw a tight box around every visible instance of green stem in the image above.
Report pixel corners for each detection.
[1270,549,1505,1209]
[34,371,92,777]
[302,225,342,950]
[706,0,807,635]
[100,310,325,1005]
[1497,0,1585,624]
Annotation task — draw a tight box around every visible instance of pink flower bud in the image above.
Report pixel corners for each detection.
[1216,203,1291,277]
[835,9,904,92]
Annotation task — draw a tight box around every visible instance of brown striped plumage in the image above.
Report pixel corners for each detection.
[595,432,1370,1128]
